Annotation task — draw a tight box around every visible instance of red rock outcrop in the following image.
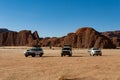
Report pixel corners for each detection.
[102,31,120,47]
[0,27,117,48]
[0,30,39,46]
[111,37,120,47]
[63,33,77,48]
[74,27,115,48]
[39,37,63,47]
[38,27,116,48]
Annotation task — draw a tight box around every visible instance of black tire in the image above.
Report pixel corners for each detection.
[39,53,43,57]
[25,54,28,57]
[99,54,102,56]
[61,53,63,57]
[31,54,36,57]
[69,54,72,57]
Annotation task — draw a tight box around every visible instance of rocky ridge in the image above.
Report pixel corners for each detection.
[0,29,39,46]
[0,27,119,48]
[102,31,120,47]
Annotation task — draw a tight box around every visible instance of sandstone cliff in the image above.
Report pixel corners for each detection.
[0,30,39,46]
[102,31,120,47]
[39,27,116,48]
[0,27,118,48]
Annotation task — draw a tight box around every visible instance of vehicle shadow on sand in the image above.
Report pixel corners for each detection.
[26,54,110,58]
[42,55,85,58]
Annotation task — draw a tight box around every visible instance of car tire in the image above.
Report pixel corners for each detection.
[39,53,43,57]
[25,54,28,57]
[69,54,72,57]
[31,54,36,57]
[61,54,63,57]
[99,54,102,56]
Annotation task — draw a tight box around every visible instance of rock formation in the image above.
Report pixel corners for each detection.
[0,30,39,46]
[39,27,116,48]
[102,31,120,47]
[0,27,118,48]
[69,27,115,48]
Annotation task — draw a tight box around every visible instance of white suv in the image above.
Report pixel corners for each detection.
[24,47,44,57]
[88,48,102,56]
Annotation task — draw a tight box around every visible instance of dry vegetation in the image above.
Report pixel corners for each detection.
[0,47,120,80]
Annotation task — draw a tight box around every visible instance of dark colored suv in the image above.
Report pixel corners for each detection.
[61,45,72,57]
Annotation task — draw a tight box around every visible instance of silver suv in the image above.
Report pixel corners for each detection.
[24,47,44,57]
[88,48,102,56]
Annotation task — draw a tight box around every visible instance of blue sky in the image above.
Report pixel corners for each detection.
[0,0,120,37]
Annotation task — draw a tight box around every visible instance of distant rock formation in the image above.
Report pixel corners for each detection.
[102,31,120,47]
[75,27,116,48]
[0,30,39,46]
[39,27,116,48]
[0,27,118,48]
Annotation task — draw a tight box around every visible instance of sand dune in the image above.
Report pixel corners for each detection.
[0,47,120,80]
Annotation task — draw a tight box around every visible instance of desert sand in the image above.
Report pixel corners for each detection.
[0,47,120,80]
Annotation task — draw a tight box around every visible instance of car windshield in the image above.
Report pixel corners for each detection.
[63,48,71,50]
[93,48,100,50]
[30,47,42,51]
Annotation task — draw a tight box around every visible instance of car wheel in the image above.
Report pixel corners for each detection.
[25,54,28,57]
[99,54,102,56]
[69,54,72,57]
[39,53,43,57]
[61,54,63,57]
[31,54,36,57]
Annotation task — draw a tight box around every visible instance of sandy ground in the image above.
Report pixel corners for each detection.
[0,47,120,80]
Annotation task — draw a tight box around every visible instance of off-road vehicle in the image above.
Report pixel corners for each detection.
[24,47,44,57]
[61,45,72,57]
[88,48,102,56]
